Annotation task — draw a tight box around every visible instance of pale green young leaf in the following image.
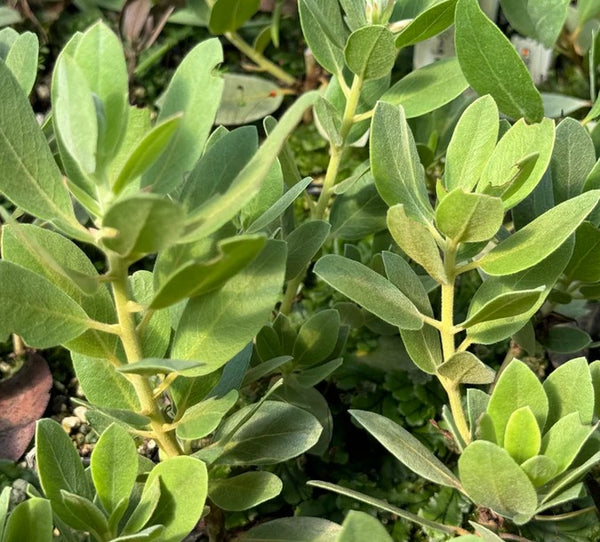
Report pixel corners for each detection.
[59,491,110,538]
[0,261,89,348]
[541,413,598,475]
[486,360,548,447]
[370,102,433,223]
[499,0,569,48]
[436,189,504,243]
[543,357,595,429]
[395,0,458,49]
[468,389,490,441]
[209,472,282,512]
[380,57,469,119]
[101,194,186,258]
[171,241,286,374]
[209,0,260,33]
[113,115,181,194]
[2,498,53,542]
[541,450,600,504]
[239,157,283,229]
[285,220,331,280]
[338,0,367,30]
[338,510,393,542]
[4,31,38,96]
[142,39,224,193]
[481,191,600,275]
[445,95,499,192]
[344,25,396,81]
[239,517,342,541]
[563,222,600,282]
[143,457,208,542]
[36,419,93,524]
[579,0,600,25]
[315,96,343,146]
[458,441,538,522]
[314,254,423,330]
[477,118,555,209]
[118,359,205,377]
[534,483,585,514]
[151,235,266,309]
[111,526,166,541]
[455,0,544,122]
[109,106,151,183]
[591,360,600,419]
[121,476,161,536]
[298,0,347,76]
[520,455,558,487]
[176,390,238,440]
[0,61,81,233]
[583,93,600,124]
[293,310,340,367]
[387,204,447,283]
[0,7,21,27]
[437,352,495,384]
[503,407,542,464]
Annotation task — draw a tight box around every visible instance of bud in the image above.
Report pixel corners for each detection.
[365,0,395,25]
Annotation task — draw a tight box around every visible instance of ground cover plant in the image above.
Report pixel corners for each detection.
[0,0,600,541]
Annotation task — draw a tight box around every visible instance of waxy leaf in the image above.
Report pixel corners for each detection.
[486,360,548,447]
[479,190,600,276]
[176,390,238,440]
[459,441,538,522]
[240,517,342,541]
[209,0,260,33]
[445,95,499,192]
[504,407,541,464]
[387,204,447,284]
[314,254,423,330]
[395,0,457,49]
[437,352,495,384]
[101,194,186,258]
[350,410,462,489]
[338,511,393,542]
[436,189,504,243]
[344,25,396,81]
[380,57,469,119]
[455,0,543,122]
[370,102,433,223]
[3,498,53,542]
[500,0,569,48]
[543,325,591,354]
[209,472,282,511]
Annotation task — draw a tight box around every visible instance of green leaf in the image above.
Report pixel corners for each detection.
[460,288,544,329]
[242,355,292,386]
[2,498,53,542]
[142,39,224,193]
[455,0,544,122]
[35,419,93,524]
[0,61,81,233]
[0,7,22,27]
[592,360,600,420]
[112,115,181,194]
[298,0,347,75]
[209,0,260,33]
[3,31,38,96]
[338,0,367,30]
[541,413,597,475]
[542,92,591,118]
[314,254,423,330]
[183,92,318,241]
[59,491,111,538]
[477,118,555,210]
[350,410,462,490]
[543,326,591,354]
[0,261,89,348]
[436,189,504,243]
[437,352,496,384]
[285,220,331,281]
[213,401,322,465]
[550,118,597,204]
[338,510,393,542]
[387,204,447,283]
[499,0,569,48]
[520,455,558,487]
[579,0,600,25]
[543,357,595,429]
[503,406,542,464]
[239,517,342,541]
[459,441,538,523]
[121,477,161,536]
[395,0,457,49]
[563,221,600,282]
[380,57,469,118]
[468,389,490,441]
[535,483,585,514]
[541,450,600,504]
[151,235,266,309]
[370,102,433,223]
[91,424,137,516]
[143,457,208,542]
[176,390,238,440]
[486,360,548,447]
[111,526,166,541]
[118,359,206,377]
[479,190,600,276]
[445,95,499,192]
[315,96,343,146]
[101,194,186,258]
[171,240,286,374]
[344,25,396,80]
[295,358,344,388]
[293,310,340,367]
[209,472,282,511]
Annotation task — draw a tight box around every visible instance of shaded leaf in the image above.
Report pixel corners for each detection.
[209,472,282,511]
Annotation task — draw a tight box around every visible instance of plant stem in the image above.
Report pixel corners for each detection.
[224,31,296,86]
[109,255,183,457]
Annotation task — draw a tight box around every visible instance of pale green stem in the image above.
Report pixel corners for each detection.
[109,255,183,458]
